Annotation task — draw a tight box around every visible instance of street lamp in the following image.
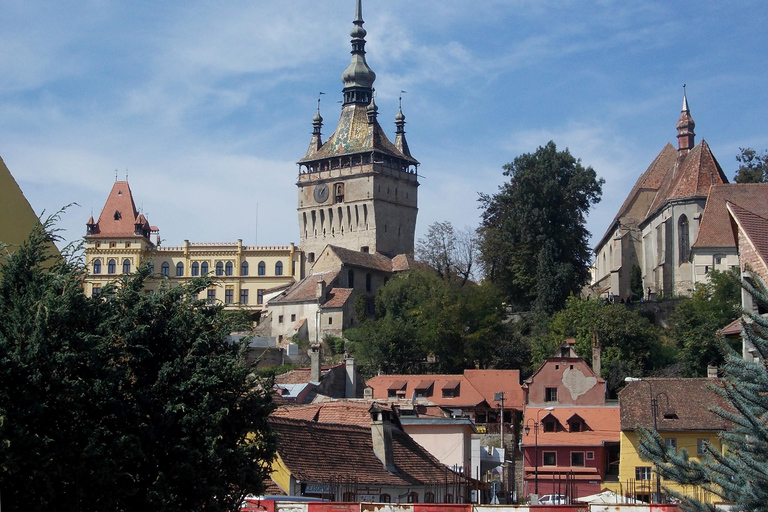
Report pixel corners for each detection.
[625,377,673,504]
[524,406,555,498]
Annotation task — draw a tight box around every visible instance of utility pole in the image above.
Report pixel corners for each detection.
[495,391,507,503]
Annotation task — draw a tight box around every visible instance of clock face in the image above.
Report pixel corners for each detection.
[313,183,329,203]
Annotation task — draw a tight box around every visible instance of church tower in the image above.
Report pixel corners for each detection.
[296,0,419,264]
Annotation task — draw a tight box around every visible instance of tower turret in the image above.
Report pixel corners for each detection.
[677,84,696,155]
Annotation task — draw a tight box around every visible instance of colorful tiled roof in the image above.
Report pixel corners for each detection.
[87,181,151,239]
[523,406,620,447]
[619,378,732,432]
[268,416,452,486]
[692,183,768,249]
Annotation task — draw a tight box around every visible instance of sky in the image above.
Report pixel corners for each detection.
[2,1,767,252]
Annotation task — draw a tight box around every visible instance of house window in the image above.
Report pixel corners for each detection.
[424,492,435,503]
[240,289,249,304]
[545,387,558,402]
[348,269,355,287]
[225,261,233,276]
[192,292,198,300]
[110,241,117,248]
[308,252,315,263]
[361,246,369,253]
[176,262,184,277]
[192,262,199,276]
[366,273,372,292]
[665,438,677,453]
[407,492,418,503]
[342,492,355,502]
[215,262,224,276]
[258,261,266,276]
[257,289,264,305]
[291,314,296,322]
[241,261,249,276]
[161,262,169,277]
[201,262,209,275]
[543,420,556,433]
[125,242,130,248]
[92,286,101,295]
[108,259,116,274]
[334,183,344,203]
[697,438,709,455]
[679,214,690,264]
[571,452,585,466]
[93,259,102,274]
[543,452,557,466]
[379,494,391,503]
[275,261,283,276]
[569,420,581,432]
[586,451,594,460]
[635,466,652,481]
[206,289,216,304]
[444,494,454,503]
[328,316,333,325]
[225,288,234,304]
[123,259,131,274]
[278,315,284,324]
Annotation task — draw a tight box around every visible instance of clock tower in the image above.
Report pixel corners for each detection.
[296,0,419,265]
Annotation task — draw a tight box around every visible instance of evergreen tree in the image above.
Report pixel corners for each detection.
[0,220,276,512]
[637,271,768,512]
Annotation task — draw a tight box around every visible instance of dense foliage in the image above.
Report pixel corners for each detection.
[0,221,276,512]
[478,141,604,313]
[733,147,768,183]
[415,221,479,286]
[670,270,741,377]
[638,271,768,512]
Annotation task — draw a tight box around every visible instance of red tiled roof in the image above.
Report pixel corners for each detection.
[326,245,399,272]
[646,141,728,218]
[86,181,151,239]
[269,270,339,304]
[720,318,742,338]
[268,416,451,487]
[271,401,378,428]
[692,184,768,249]
[523,406,620,447]
[323,287,353,308]
[367,370,524,410]
[727,201,768,278]
[619,378,732,432]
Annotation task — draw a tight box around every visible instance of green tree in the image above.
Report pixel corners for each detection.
[415,221,479,286]
[478,141,604,313]
[637,271,768,512]
[670,270,741,377]
[733,147,768,183]
[630,264,644,301]
[543,297,670,396]
[0,220,276,512]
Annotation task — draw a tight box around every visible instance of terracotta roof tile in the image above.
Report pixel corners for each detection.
[523,406,620,447]
[728,201,768,276]
[323,288,353,308]
[463,369,524,409]
[692,183,768,249]
[619,378,732,432]
[86,181,151,239]
[271,401,377,428]
[269,270,339,304]
[268,416,452,486]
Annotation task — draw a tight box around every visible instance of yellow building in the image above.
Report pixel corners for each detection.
[84,180,302,314]
[618,377,731,504]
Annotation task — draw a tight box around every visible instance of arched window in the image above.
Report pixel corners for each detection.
[225,261,233,276]
[215,262,224,276]
[176,262,184,277]
[407,492,419,503]
[258,261,266,276]
[93,259,102,274]
[161,262,170,277]
[379,494,391,503]
[275,261,283,276]
[678,214,690,264]
[108,259,116,274]
[348,269,354,288]
[191,262,199,276]
[241,261,249,276]
[366,273,372,292]
[122,259,130,274]
[201,262,209,275]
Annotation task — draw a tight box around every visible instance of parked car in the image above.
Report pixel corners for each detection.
[538,494,568,505]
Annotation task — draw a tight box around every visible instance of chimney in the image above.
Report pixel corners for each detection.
[309,344,321,383]
[369,404,396,472]
[345,355,357,398]
[592,332,601,377]
[316,279,326,300]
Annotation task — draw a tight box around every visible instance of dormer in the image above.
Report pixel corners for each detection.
[414,380,434,398]
[542,412,561,433]
[567,413,588,432]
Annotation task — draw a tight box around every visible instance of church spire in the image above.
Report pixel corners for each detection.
[341,0,376,106]
[676,84,695,155]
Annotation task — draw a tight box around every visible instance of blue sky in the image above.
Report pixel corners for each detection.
[2,1,767,251]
